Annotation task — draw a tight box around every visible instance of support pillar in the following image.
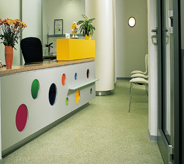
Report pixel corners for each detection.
[85,0,115,95]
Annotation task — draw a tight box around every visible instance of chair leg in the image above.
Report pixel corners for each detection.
[129,82,133,113]
[129,82,131,93]
[145,84,148,96]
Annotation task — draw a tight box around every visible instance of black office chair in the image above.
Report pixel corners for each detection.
[21,37,43,64]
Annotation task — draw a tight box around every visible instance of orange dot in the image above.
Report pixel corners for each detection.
[76,89,80,104]
[62,74,66,86]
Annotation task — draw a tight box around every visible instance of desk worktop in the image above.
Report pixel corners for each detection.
[0,58,95,75]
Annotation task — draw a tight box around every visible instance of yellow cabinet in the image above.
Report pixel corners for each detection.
[56,39,95,60]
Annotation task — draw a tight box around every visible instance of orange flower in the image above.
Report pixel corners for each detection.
[19,22,27,28]
[15,19,21,23]
[7,18,13,25]
[22,22,27,28]
[13,20,16,24]
[0,18,27,48]
[3,19,7,24]
[13,19,21,27]
[0,19,2,25]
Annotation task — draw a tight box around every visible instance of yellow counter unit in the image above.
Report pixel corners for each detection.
[56,39,95,60]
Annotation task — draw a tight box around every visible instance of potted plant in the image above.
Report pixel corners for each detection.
[45,42,53,55]
[77,14,95,40]
[0,18,27,68]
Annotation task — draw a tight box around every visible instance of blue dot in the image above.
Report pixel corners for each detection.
[74,73,77,80]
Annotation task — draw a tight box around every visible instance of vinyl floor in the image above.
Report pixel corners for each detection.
[3,79,164,164]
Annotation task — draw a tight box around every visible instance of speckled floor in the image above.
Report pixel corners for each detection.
[3,79,164,164]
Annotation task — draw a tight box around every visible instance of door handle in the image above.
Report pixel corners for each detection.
[151,29,158,33]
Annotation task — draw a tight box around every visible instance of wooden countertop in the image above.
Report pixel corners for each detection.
[0,58,95,75]
[43,55,56,60]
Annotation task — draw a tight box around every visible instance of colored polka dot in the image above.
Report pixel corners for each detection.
[66,97,69,105]
[87,69,90,78]
[16,104,28,132]
[31,79,39,99]
[62,74,66,86]
[49,83,57,106]
[74,73,77,80]
[76,89,80,104]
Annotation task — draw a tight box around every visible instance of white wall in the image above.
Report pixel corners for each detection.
[0,0,20,65]
[147,0,158,139]
[22,0,42,64]
[22,0,42,40]
[115,0,148,78]
[43,0,85,54]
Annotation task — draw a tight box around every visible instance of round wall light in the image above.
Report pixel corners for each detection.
[128,17,136,27]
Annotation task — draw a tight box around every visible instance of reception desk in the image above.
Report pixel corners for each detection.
[0,58,96,156]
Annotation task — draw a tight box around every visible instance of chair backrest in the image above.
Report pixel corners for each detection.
[145,54,148,74]
[21,37,43,64]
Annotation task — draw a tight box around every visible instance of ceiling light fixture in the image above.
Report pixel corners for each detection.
[128,17,136,27]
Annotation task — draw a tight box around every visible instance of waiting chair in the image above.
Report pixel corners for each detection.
[129,77,148,113]
[131,73,148,79]
[131,54,148,80]
[131,54,148,75]
[21,37,43,64]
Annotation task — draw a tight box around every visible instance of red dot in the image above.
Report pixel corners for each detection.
[16,104,28,132]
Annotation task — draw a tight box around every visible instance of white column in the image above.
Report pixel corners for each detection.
[85,0,114,93]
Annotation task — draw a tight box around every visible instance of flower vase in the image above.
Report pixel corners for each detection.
[5,46,13,69]
[85,33,91,40]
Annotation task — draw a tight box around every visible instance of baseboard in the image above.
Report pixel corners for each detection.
[148,130,158,142]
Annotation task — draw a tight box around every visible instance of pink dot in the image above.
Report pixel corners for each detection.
[16,104,28,132]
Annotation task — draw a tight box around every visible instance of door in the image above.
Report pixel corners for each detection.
[157,0,174,163]
[180,0,184,163]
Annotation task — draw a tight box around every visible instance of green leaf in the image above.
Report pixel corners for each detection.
[82,14,88,20]
[77,20,84,25]
[88,18,95,23]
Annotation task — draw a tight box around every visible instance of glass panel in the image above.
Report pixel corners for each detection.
[181,0,184,48]
[162,0,173,144]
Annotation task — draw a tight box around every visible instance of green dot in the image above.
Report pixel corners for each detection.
[31,79,39,99]
[66,97,69,105]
